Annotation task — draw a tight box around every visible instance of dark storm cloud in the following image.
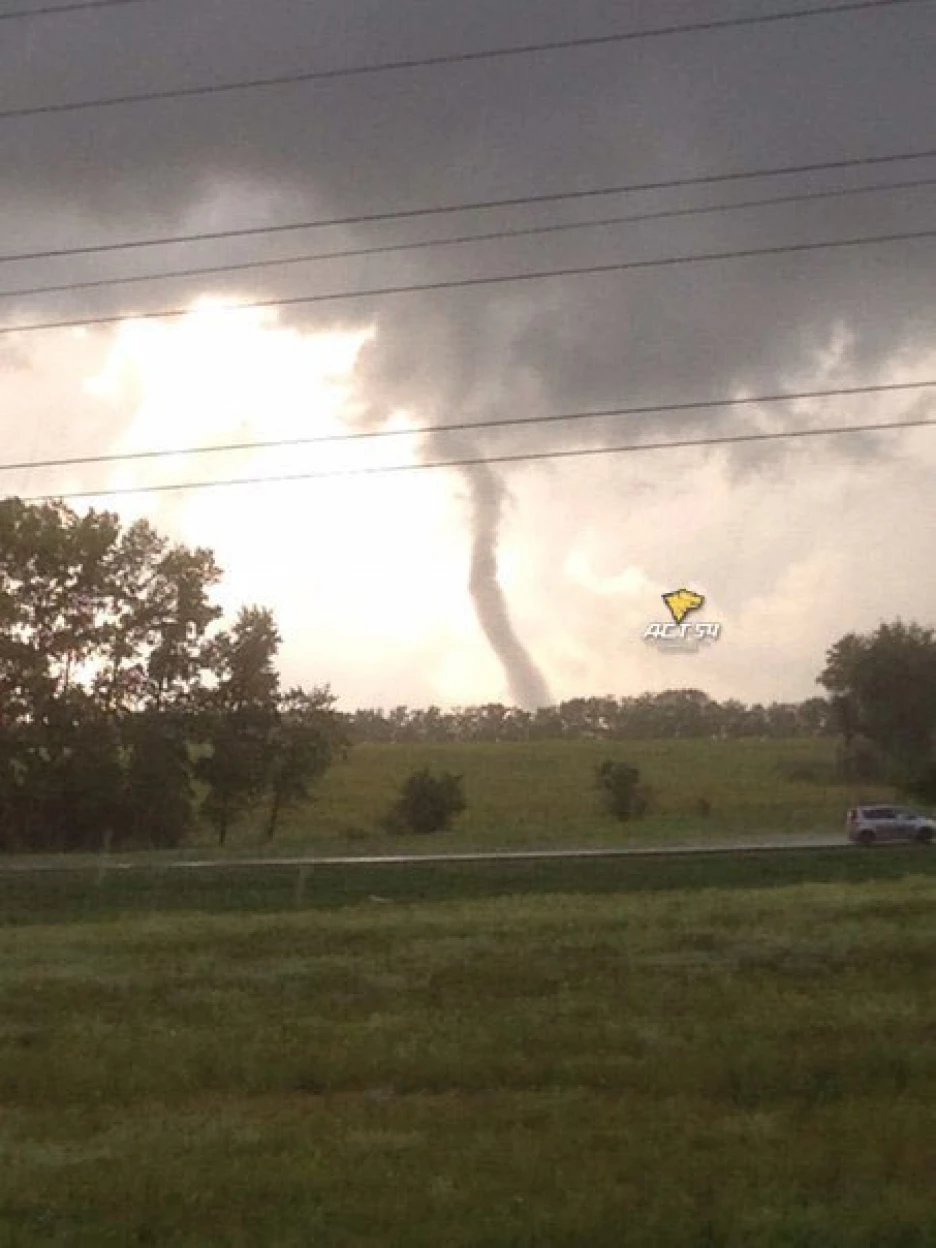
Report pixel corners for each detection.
[1,0,934,697]
[3,0,933,419]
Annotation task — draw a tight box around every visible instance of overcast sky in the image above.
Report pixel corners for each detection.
[1,0,934,709]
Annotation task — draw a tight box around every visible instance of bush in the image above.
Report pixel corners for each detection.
[382,768,466,835]
[595,759,650,821]
[775,760,832,784]
[900,760,936,805]
[834,737,887,782]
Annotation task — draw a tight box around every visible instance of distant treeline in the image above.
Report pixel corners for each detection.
[345,692,834,743]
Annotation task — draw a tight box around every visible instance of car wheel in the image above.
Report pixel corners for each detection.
[858,828,875,846]
[914,828,934,845]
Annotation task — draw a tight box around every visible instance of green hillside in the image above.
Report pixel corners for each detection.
[188,736,894,857]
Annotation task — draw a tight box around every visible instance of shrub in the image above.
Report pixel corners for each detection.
[595,759,650,821]
[775,761,831,784]
[834,737,886,782]
[382,768,466,835]
[900,760,936,805]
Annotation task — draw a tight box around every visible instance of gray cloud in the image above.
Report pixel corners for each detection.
[4,0,934,408]
[1,0,934,695]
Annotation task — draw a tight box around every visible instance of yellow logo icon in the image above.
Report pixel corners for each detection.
[662,588,705,626]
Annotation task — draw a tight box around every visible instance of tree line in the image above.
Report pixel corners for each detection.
[345,692,835,744]
[0,499,345,853]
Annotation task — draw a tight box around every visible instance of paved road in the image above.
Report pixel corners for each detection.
[0,837,853,873]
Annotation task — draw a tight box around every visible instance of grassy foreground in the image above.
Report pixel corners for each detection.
[1,853,935,1245]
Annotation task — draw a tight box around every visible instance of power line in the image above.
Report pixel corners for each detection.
[0,0,148,20]
[0,0,927,123]
[4,379,934,475]
[5,173,936,305]
[18,415,935,504]
[3,223,935,338]
[5,144,936,268]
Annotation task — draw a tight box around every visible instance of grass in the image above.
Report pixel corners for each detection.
[274,736,892,850]
[0,740,927,1240]
[0,853,935,1244]
[221,736,901,856]
[2,845,936,926]
[4,737,898,870]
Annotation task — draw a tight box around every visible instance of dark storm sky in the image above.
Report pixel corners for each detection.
[1,0,935,708]
[1,0,934,444]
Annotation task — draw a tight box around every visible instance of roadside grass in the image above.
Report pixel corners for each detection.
[0,868,934,1245]
[3,847,936,925]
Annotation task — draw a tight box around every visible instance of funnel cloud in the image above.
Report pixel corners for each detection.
[465,462,551,709]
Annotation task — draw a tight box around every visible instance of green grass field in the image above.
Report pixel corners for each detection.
[0,738,900,871]
[0,741,930,1244]
[1,851,935,1245]
[93,735,897,863]
[272,737,891,850]
[232,736,901,855]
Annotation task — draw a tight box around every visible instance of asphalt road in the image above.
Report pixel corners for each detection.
[0,836,853,873]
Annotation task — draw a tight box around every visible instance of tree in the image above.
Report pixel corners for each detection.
[17,692,124,853]
[264,687,348,841]
[197,606,281,845]
[121,711,193,849]
[0,498,324,853]
[818,621,936,772]
[0,501,224,723]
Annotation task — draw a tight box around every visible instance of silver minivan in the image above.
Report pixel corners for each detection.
[847,805,936,845]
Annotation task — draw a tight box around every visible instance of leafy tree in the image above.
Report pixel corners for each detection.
[264,687,348,841]
[795,697,832,736]
[903,761,936,805]
[345,693,838,745]
[196,606,281,845]
[121,711,193,849]
[595,759,650,821]
[833,735,886,783]
[382,768,466,835]
[20,692,124,853]
[818,621,936,770]
[0,501,115,719]
[0,501,224,722]
[0,498,313,853]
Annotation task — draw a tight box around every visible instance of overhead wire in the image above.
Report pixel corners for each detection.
[1,5,931,506]
[4,172,936,304]
[1,379,933,475]
[2,223,935,338]
[0,0,149,20]
[16,415,936,504]
[4,143,936,268]
[0,0,927,122]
